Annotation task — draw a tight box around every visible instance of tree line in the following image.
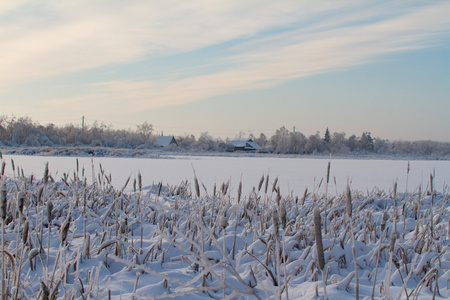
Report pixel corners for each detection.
[1,116,449,157]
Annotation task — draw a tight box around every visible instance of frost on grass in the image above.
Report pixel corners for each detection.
[0,159,449,299]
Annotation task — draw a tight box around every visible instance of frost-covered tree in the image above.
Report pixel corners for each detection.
[330,132,349,153]
[137,121,153,142]
[196,132,217,151]
[305,132,324,154]
[348,134,357,151]
[176,134,196,149]
[359,132,374,152]
[254,133,268,148]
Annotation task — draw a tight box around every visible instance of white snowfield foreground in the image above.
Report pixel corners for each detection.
[0,163,449,299]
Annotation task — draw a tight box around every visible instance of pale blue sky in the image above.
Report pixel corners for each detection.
[1,1,449,141]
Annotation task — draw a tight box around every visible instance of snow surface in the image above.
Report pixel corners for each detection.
[0,155,449,299]
[2,154,449,197]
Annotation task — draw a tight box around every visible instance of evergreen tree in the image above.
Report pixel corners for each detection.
[324,127,331,144]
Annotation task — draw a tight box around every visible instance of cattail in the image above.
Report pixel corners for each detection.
[37,186,44,203]
[393,181,397,204]
[22,220,29,245]
[276,188,281,207]
[265,174,269,194]
[60,214,71,245]
[0,181,7,220]
[326,161,331,184]
[430,173,434,195]
[194,177,200,198]
[280,201,287,229]
[85,234,91,259]
[157,182,162,197]
[346,185,352,218]
[43,162,49,185]
[40,281,49,300]
[272,208,279,236]
[237,180,242,204]
[272,177,278,193]
[380,212,388,232]
[224,181,230,195]
[29,248,39,271]
[313,207,325,270]
[389,232,396,252]
[301,188,308,206]
[347,183,359,300]
[258,175,264,192]
[138,171,142,192]
[18,191,25,215]
[46,201,53,224]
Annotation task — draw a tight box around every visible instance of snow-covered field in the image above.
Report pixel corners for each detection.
[0,154,449,299]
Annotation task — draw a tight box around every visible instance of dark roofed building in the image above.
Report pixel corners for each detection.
[156,136,178,147]
[230,138,262,151]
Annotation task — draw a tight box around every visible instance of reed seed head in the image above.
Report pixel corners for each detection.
[0,180,7,220]
[43,162,49,185]
[326,161,331,184]
[381,212,388,232]
[389,232,396,252]
[194,177,200,198]
[18,191,25,215]
[138,171,142,192]
[237,180,242,203]
[272,177,278,193]
[37,186,44,203]
[22,220,29,245]
[345,185,352,218]
[258,175,264,192]
[40,281,49,300]
[47,200,53,224]
[276,188,281,206]
[313,207,325,270]
[157,182,162,197]
[272,208,279,236]
[280,201,287,229]
[60,214,71,244]
[394,181,397,195]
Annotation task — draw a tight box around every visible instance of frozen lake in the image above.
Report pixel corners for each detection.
[2,154,449,197]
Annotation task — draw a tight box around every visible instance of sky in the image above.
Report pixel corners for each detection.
[1,1,449,142]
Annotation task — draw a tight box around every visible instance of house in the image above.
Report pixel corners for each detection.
[156,136,178,147]
[230,138,262,151]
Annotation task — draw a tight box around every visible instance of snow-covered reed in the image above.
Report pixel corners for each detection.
[0,155,449,299]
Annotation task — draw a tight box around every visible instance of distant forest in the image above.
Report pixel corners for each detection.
[1,115,449,158]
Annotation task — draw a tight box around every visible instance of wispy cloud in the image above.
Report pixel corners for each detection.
[1,1,450,118]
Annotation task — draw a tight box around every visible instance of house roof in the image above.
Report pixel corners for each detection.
[156,136,177,147]
[230,138,262,150]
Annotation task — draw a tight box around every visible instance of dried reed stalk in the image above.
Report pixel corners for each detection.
[346,184,359,300]
[324,161,330,234]
[313,207,327,300]
[1,180,6,300]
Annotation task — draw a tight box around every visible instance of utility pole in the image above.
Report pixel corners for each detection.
[82,116,85,131]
